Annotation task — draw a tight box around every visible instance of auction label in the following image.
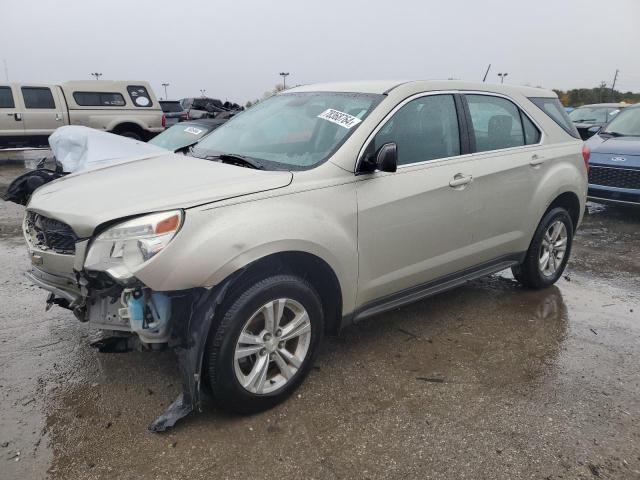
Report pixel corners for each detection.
[184,127,204,135]
[317,109,362,129]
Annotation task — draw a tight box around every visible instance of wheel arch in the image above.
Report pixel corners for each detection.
[544,191,581,232]
[219,251,344,335]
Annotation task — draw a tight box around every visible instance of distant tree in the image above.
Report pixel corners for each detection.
[553,84,640,107]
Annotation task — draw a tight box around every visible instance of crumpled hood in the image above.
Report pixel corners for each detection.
[27,153,292,237]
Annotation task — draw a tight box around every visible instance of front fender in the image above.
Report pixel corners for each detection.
[134,183,359,313]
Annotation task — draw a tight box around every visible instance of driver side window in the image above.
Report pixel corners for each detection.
[372,94,461,166]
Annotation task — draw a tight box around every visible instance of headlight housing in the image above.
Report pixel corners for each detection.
[84,210,183,280]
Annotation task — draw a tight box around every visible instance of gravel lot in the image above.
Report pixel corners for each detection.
[1,163,639,480]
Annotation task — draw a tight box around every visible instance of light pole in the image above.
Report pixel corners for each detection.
[200,89,207,97]
[279,72,290,90]
[162,83,170,100]
[90,72,103,80]
[497,72,508,84]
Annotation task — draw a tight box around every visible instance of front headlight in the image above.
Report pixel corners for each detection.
[84,210,183,280]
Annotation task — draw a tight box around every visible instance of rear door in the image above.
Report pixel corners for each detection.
[20,85,65,143]
[457,92,544,263]
[0,85,25,146]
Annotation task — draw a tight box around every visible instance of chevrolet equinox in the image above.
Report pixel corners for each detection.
[22,80,587,428]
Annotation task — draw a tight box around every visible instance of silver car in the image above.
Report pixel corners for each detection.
[22,80,587,429]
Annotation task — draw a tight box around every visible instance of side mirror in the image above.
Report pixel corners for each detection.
[374,142,398,172]
[588,125,601,134]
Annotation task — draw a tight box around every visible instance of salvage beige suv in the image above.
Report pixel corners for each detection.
[22,80,587,430]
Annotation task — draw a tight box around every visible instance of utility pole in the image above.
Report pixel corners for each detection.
[482,64,491,82]
[2,59,8,82]
[162,83,170,100]
[497,72,508,84]
[279,72,290,90]
[90,72,102,80]
[610,69,619,100]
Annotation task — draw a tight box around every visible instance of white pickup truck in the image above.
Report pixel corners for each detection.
[0,80,164,148]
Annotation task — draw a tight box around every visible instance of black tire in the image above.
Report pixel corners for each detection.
[117,130,143,141]
[205,274,324,414]
[512,207,574,289]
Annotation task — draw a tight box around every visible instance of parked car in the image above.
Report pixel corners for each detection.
[180,97,243,120]
[584,104,640,206]
[159,100,187,127]
[569,103,627,140]
[148,118,227,152]
[21,80,586,430]
[0,81,164,148]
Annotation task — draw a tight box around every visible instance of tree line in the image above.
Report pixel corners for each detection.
[553,84,640,107]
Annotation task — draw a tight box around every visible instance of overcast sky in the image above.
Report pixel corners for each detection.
[2,0,639,104]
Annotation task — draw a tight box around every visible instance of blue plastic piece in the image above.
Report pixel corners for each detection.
[128,294,145,332]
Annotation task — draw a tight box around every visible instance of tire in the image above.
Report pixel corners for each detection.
[117,130,143,141]
[205,274,324,414]
[512,207,574,289]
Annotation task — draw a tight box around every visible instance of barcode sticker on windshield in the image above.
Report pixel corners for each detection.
[317,109,362,129]
[184,127,203,135]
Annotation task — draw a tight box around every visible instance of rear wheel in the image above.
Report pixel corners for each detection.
[117,130,143,141]
[205,275,324,413]
[512,207,574,289]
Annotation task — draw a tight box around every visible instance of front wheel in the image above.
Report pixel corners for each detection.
[205,275,324,413]
[512,207,574,289]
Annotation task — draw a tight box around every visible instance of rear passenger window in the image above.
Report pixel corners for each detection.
[0,87,14,108]
[466,95,524,152]
[73,92,126,107]
[372,94,460,166]
[22,87,55,109]
[522,113,541,144]
[127,85,153,107]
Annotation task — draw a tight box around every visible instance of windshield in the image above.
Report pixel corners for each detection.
[569,106,612,124]
[192,92,384,170]
[602,107,640,136]
[148,122,217,151]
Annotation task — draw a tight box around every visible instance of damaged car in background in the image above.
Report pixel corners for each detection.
[9,81,586,432]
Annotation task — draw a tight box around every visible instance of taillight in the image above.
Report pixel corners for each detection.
[581,144,590,171]
[161,114,166,128]
[180,112,188,121]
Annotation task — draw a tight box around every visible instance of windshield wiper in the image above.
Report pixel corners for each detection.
[600,131,625,137]
[205,153,265,170]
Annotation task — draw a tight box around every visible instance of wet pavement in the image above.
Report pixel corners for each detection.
[1,164,639,479]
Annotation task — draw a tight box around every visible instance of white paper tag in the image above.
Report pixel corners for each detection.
[184,126,204,135]
[317,109,362,129]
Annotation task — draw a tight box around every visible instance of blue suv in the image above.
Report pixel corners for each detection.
[585,104,640,206]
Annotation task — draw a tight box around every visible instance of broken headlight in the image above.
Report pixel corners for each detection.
[84,210,183,281]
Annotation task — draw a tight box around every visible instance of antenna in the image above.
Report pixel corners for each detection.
[482,64,491,82]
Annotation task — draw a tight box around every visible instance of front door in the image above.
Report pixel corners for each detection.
[356,93,479,307]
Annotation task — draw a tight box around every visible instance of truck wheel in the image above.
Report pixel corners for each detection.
[205,275,324,413]
[118,130,143,141]
[512,207,574,289]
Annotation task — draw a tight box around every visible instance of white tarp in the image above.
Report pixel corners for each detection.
[49,126,168,173]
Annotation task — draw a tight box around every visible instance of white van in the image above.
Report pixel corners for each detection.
[0,80,164,148]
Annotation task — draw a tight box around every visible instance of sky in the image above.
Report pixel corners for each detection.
[2,0,640,104]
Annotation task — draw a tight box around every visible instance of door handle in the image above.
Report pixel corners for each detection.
[9,113,22,121]
[55,113,63,121]
[529,154,546,166]
[449,173,473,188]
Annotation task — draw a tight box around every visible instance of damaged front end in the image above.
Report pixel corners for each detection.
[23,208,224,432]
